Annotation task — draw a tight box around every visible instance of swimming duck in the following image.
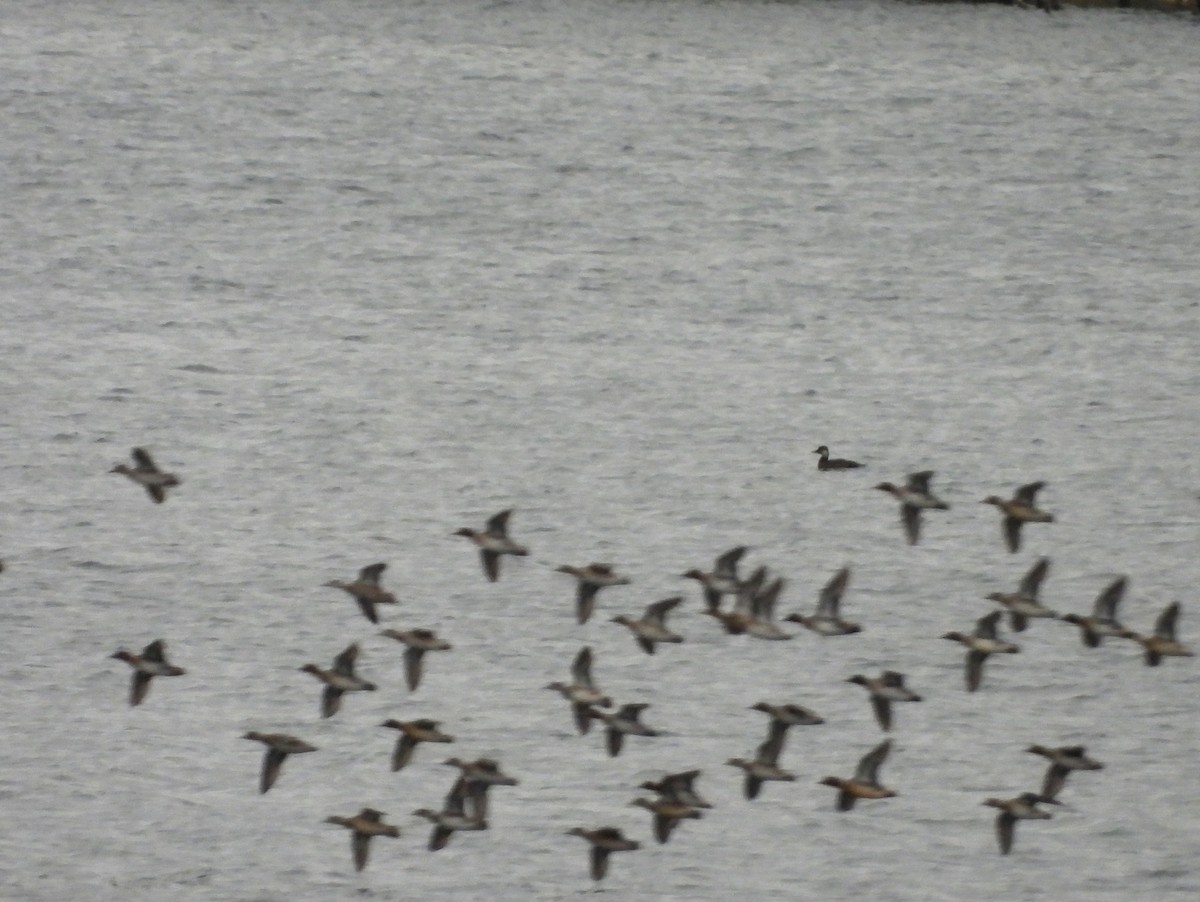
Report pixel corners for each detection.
[454,508,528,582]
[982,793,1058,855]
[324,808,399,872]
[241,732,317,794]
[846,671,922,732]
[982,481,1054,553]
[379,718,454,772]
[299,643,377,718]
[704,565,766,635]
[813,445,863,470]
[566,827,639,882]
[545,646,613,734]
[630,797,703,844]
[413,778,487,851]
[745,575,793,640]
[611,596,684,654]
[556,563,631,624]
[110,639,185,706]
[681,545,748,611]
[725,724,796,800]
[639,770,713,810]
[442,758,519,821]
[784,566,861,636]
[1025,745,1104,799]
[1060,576,1130,648]
[819,739,896,811]
[1122,601,1194,666]
[941,610,1020,692]
[589,703,660,757]
[986,557,1056,631]
[379,628,452,691]
[874,470,949,545]
[110,447,180,504]
[324,563,397,625]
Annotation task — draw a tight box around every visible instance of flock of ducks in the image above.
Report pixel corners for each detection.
[103,443,1193,882]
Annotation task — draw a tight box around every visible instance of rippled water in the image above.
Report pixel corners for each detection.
[2,1,1198,899]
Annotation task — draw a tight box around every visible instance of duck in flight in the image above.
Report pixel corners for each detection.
[983,793,1059,855]
[324,562,396,624]
[941,611,1019,692]
[682,545,748,612]
[1121,601,1193,666]
[982,481,1054,553]
[110,447,180,503]
[323,808,399,872]
[785,566,861,636]
[986,557,1056,631]
[556,563,631,624]
[110,639,185,706]
[299,643,377,718]
[454,508,528,582]
[242,732,317,794]
[874,471,949,545]
[611,596,684,654]
[819,739,897,811]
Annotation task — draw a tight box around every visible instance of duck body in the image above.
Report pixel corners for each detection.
[324,808,400,871]
[110,447,180,503]
[982,481,1054,552]
[814,445,863,470]
[242,732,317,793]
[454,508,528,582]
[819,739,896,811]
[111,639,185,706]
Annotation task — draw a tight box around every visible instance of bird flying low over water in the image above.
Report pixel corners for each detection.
[846,671,922,732]
[704,565,766,635]
[986,557,1055,632]
[556,563,631,624]
[110,639,185,706]
[941,610,1019,692]
[1121,601,1194,666]
[1025,744,1104,800]
[744,575,792,640]
[379,628,452,691]
[611,596,684,654]
[874,471,949,545]
[412,777,487,851]
[682,545,748,611]
[983,793,1059,855]
[324,562,397,624]
[545,646,612,734]
[726,721,797,801]
[588,703,661,757]
[242,732,317,794]
[300,643,376,718]
[324,808,399,872]
[441,757,519,821]
[982,481,1054,553]
[110,447,180,503]
[380,718,454,772]
[785,566,861,636]
[630,796,703,844]
[819,739,897,811]
[566,827,639,882]
[454,508,528,582]
[1060,576,1130,648]
[639,769,714,810]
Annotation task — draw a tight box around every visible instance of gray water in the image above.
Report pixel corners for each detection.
[2,1,1199,899]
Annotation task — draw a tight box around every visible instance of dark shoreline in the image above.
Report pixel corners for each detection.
[920,0,1196,11]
